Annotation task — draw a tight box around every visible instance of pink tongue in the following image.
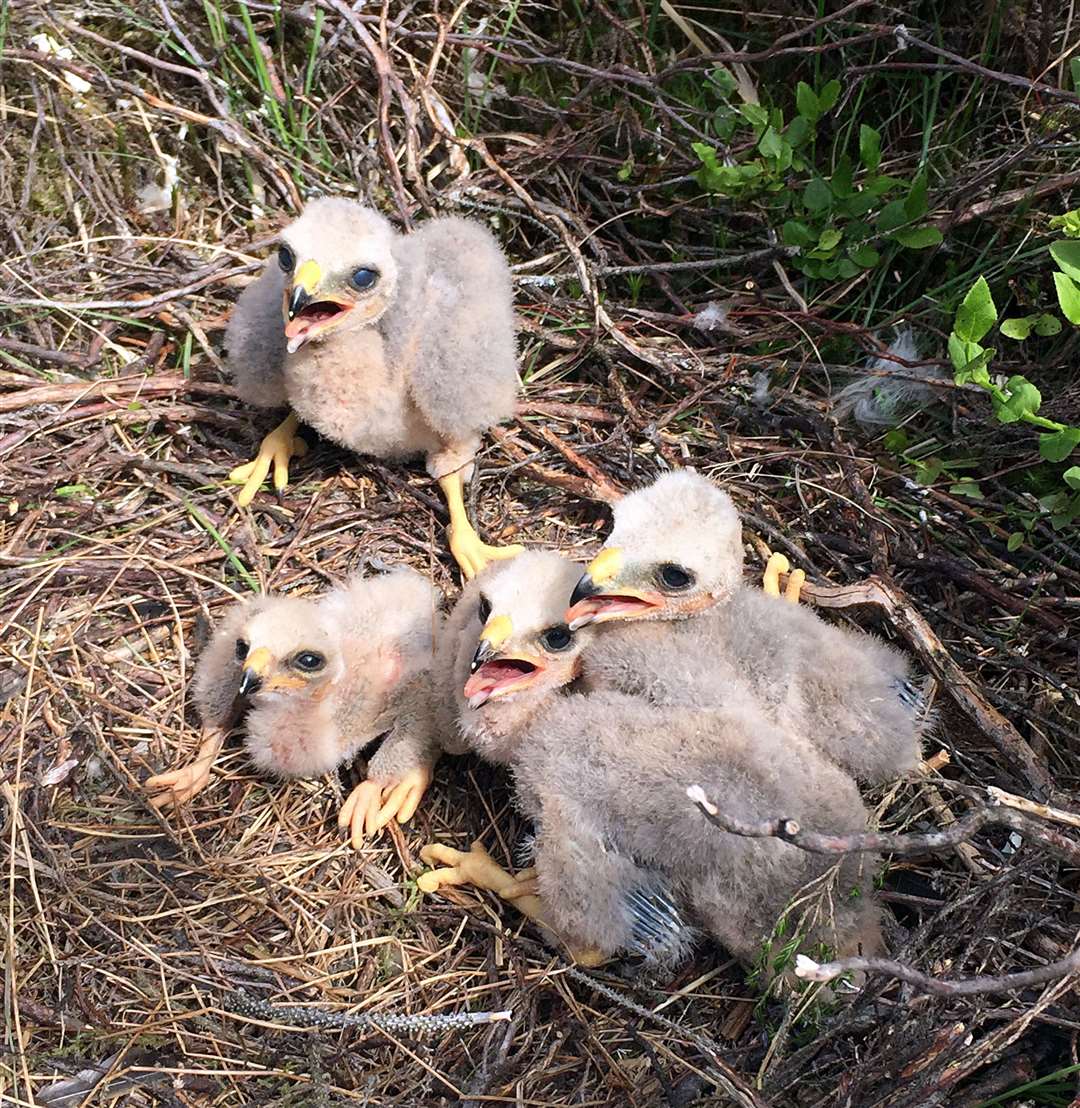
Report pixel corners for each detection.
[463,661,533,699]
[284,318,311,339]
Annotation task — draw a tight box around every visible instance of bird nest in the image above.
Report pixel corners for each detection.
[2,2,1079,1106]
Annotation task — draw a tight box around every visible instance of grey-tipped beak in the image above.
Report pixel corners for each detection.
[569,573,600,609]
[470,639,496,674]
[238,669,262,697]
[287,285,311,321]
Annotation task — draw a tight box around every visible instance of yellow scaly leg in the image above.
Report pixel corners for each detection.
[438,471,523,580]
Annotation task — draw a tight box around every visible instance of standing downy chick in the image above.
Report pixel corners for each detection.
[226,197,523,579]
[418,552,882,976]
[564,470,925,784]
[146,569,444,845]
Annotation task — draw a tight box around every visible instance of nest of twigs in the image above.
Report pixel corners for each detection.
[2,2,1079,1105]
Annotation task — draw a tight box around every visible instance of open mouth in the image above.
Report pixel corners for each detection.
[284,301,351,351]
[566,593,662,628]
[463,657,540,708]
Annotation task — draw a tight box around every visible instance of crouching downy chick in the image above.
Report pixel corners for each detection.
[145,569,443,846]
[565,470,927,785]
[418,551,883,984]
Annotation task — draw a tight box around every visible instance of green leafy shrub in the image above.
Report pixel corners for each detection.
[691,73,942,279]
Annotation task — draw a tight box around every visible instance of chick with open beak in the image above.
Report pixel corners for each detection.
[419,547,881,977]
[565,470,925,786]
[223,196,523,580]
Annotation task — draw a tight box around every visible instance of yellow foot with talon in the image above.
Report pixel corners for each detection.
[417,840,519,896]
[338,764,433,849]
[448,526,524,581]
[437,470,523,580]
[763,552,805,604]
[229,412,307,507]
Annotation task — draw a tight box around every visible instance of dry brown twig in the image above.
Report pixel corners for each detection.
[686,785,1080,867]
[793,945,1080,997]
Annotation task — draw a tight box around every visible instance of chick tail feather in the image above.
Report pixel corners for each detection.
[624,878,696,963]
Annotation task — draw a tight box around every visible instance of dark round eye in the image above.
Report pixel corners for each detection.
[235,639,249,661]
[292,651,326,673]
[277,244,295,272]
[478,596,491,624]
[657,563,693,591]
[540,625,573,652]
[351,267,378,291]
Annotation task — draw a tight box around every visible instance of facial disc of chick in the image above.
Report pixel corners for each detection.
[225,197,523,579]
[421,550,882,973]
[145,569,443,843]
[565,470,926,785]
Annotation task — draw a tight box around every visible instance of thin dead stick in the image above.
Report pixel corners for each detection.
[2,374,236,414]
[223,990,511,1033]
[800,577,1050,793]
[794,946,1080,996]
[895,26,1080,105]
[686,786,1080,866]
[987,787,1080,830]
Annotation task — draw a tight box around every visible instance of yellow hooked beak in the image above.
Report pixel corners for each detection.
[470,614,512,672]
[239,646,272,696]
[286,259,323,321]
[564,547,665,627]
[463,613,547,707]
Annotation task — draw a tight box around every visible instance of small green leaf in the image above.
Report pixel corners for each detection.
[1064,466,1080,491]
[817,228,842,252]
[796,81,820,121]
[1050,210,1080,238]
[904,174,929,220]
[54,484,93,499]
[859,124,881,171]
[758,126,783,158]
[1000,316,1034,340]
[818,79,841,112]
[1039,427,1080,462]
[830,155,854,199]
[893,225,943,249]
[1053,270,1080,324]
[803,177,832,212]
[948,332,974,373]
[692,141,717,167]
[708,66,738,97]
[865,175,905,196]
[876,198,909,232]
[1072,57,1080,91]
[841,192,878,218]
[617,156,634,181]
[1050,240,1080,281]
[950,479,984,500]
[740,102,769,129]
[1034,313,1063,336]
[883,428,908,453]
[993,375,1042,423]
[783,220,815,247]
[849,244,880,268]
[1007,531,1025,552]
[785,115,811,147]
[954,276,997,343]
[914,458,943,486]
[836,258,859,278]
